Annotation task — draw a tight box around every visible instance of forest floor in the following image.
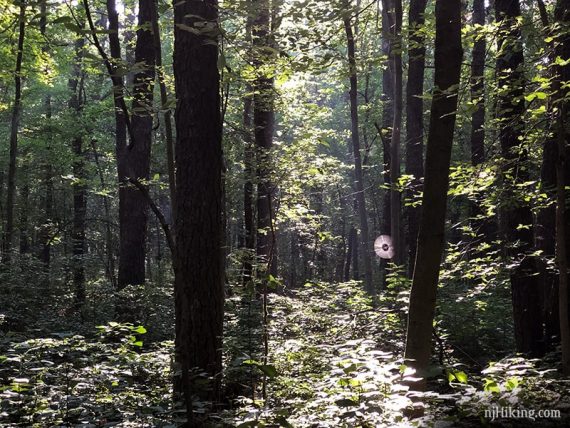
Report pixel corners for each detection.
[1,280,570,427]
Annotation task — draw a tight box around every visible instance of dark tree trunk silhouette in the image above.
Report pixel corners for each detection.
[39,0,53,272]
[117,0,156,289]
[405,0,462,389]
[385,0,403,266]
[253,0,276,275]
[344,9,374,294]
[103,0,129,286]
[2,0,26,264]
[496,0,543,356]
[379,2,394,286]
[405,0,427,274]
[173,0,224,413]
[536,0,560,349]
[470,0,486,166]
[554,0,570,375]
[69,37,87,307]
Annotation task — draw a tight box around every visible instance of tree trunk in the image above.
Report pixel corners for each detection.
[242,1,255,285]
[69,37,87,307]
[2,0,26,264]
[117,0,156,289]
[496,0,544,356]
[19,162,29,255]
[173,0,224,412]
[404,0,462,389]
[151,2,176,218]
[243,92,255,284]
[91,139,116,288]
[254,0,276,275]
[470,0,486,166]
[468,0,497,255]
[39,0,53,272]
[344,225,354,281]
[343,10,374,294]
[384,0,403,266]
[405,0,427,275]
[536,0,560,349]
[379,2,394,287]
[103,0,130,287]
[554,0,570,375]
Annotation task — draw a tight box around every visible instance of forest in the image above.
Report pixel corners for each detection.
[1,0,570,426]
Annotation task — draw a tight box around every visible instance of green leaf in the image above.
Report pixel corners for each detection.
[133,325,147,334]
[524,91,547,102]
[258,364,278,378]
[505,377,520,391]
[484,379,500,393]
[455,371,468,384]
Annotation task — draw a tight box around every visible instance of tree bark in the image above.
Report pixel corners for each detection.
[405,0,427,275]
[404,0,462,389]
[554,0,570,375]
[173,0,224,412]
[379,2,394,287]
[536,0,560,349]
[344,9,374,294]
[470,0,486,166]
[242,3,255,285]
[68,36,87,307]
[496,0,544,356]
[39,0,53,272]
[2,0,26,264]
[384,0,403,266]
[117,0,156,289]
[253,0,276,275]
[151,2,176,218]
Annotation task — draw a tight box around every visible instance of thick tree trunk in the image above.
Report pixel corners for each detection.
[344,11,374,294]
[117,0,156,289]
[2,1,26,264]
[405,0,427,275]
[103,0,131,287]
[173,0,224,412]
[404,0,462,388]
[254,0,276,275]
[496,0,544,356]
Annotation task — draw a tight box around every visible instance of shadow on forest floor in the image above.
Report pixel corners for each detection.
[1,280,569,427]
